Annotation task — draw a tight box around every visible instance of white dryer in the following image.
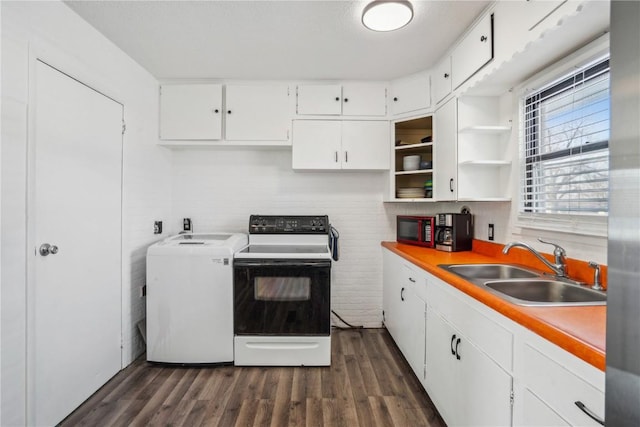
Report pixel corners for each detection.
[146,232,247,364]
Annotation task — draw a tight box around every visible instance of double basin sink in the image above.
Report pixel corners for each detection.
[439,264,606,306]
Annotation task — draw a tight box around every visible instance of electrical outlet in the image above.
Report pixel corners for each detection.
[154,221,162,234]
[488,223,494,241]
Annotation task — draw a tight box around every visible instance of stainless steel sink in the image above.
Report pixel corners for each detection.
[439,263,606,306]
[441,264,540,281]
[484,280,607,306]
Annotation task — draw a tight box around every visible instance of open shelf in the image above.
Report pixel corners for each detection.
[391,115,434,201]
[395,169,433,176]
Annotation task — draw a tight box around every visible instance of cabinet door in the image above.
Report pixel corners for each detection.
[456,335,513,426]
[382,250,404,342]
[341,121,390,170]
[522,0,566,31]
[433,56,452,105]
[342,83,387,116]
[292,120,341,169]
[433,98,457,201]
[225,84,290,141]
[383,250,426,383]
[425,308,457,426]
[402,283,426,383]
[296,84,342,115]
[390,73,431,115]
[451,13,494,89]
[160,84,222,140]
[520,343,605,426]
[522,389,570,427]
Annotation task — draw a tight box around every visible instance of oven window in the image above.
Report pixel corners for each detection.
[254,277,311,301]
[234,260,331,336]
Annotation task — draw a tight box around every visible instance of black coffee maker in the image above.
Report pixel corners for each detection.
[435,213,473,252]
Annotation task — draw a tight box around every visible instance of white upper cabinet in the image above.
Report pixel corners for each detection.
[292,120,342,169]
[160,83,290,142]
[433,56,452,105]
[451,13,494,89]
[225,84,290,141]
[342,83,387,116]
[296,84,342,115]
[341,121,390,169]
[521,0,566,32]
[296,83,386,116]
[292,120,389,170]
[160,84,223,140]
[433,97,457,201]
[389,72,431,116]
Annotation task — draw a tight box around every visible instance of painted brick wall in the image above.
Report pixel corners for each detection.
[170,149,515,327]
[171,148,390,327]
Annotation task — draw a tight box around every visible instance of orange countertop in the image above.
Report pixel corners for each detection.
[381,241,606,371]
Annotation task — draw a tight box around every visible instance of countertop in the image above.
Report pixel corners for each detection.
[381,240,606,371]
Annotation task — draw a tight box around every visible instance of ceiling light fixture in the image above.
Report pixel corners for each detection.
[362,0,414,32]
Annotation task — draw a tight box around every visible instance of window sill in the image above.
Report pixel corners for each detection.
[515,214,608,238]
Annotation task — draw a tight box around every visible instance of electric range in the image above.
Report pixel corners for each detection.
[233,215,335,366]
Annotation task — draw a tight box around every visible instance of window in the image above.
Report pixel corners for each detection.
[521,57,610,217]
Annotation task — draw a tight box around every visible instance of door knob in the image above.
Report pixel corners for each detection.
[39,243,59,256]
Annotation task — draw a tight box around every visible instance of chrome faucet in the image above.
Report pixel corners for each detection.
[502,238,567,278]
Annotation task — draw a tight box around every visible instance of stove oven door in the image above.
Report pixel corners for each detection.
[233,259,331,336]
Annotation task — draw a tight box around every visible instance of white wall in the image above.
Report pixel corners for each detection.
[1,2,171,425]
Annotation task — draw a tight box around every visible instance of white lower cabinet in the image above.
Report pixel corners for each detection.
[382,250,426,383]
[521,389,571,427]
[514,331,605,427]
[381,248,605,427]
[425,288,513,426]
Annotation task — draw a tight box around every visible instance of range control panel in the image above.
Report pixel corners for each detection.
[249,215,329,234]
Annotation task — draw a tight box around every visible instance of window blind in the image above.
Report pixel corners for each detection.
[521,57,610,215]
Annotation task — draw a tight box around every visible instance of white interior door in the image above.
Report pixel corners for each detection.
[29,60,123,426]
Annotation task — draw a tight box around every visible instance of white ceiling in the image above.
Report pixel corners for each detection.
[64,0,491,81]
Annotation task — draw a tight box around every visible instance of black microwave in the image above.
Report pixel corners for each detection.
[397,215,436,248]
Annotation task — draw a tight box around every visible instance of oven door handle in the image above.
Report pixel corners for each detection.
[234,259,332,268]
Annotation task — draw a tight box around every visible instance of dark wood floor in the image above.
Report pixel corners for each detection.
[60,328,445,426]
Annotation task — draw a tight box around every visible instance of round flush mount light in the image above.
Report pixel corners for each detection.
[362,0,414,32]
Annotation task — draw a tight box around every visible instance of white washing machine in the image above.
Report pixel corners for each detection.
[146,232,247,364]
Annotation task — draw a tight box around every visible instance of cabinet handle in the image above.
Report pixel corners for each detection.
[213,108,219,114]
[574,401,605,425]
[450,334,457,355]
[344,98,349,102]
[449,178,454,192]
[335,97,340,101]
[480,35,488,42]
[400,287,405,301]
[455,338,461,360]
[344,151,348,163]
[393,97,398,102]
[335,151,339,163]
[444,73,450,79]
[409,277,416,283]
[227,110,232,114]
